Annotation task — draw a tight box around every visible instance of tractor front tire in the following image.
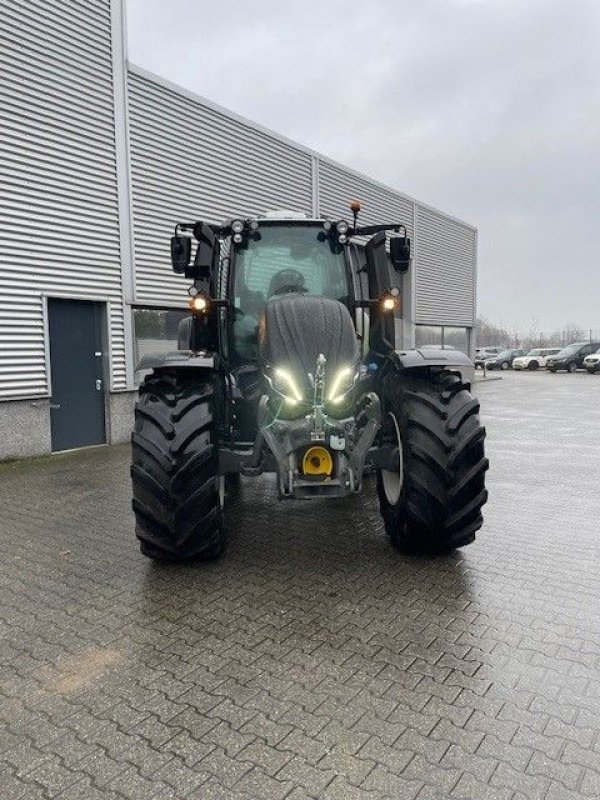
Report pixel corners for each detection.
[131,369,224,562]
[377,369,488,555]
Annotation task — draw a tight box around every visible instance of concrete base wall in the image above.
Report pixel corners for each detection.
[0,391,137,461]
[108,391,136,445]
[0,399,52,460]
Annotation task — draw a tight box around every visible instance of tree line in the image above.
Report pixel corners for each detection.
[476,317,599,350]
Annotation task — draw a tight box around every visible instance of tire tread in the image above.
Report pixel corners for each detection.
[378,369,488,554]
[131,369,223,561]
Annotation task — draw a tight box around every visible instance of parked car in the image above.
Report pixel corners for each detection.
[474,347,503,369]
[485,348,527,370]
[512,348,561,371]
[583,348,600,373]
[546,342,600,372]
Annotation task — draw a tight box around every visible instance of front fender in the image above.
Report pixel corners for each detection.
[389,348,474,384]
[136,350,217,371]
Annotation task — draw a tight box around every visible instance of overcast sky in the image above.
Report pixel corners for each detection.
[126,0,600,333]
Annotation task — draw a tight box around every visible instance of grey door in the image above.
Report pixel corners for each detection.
[48,299,106,451]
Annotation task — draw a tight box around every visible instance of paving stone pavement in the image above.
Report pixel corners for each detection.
[0,370,599,799]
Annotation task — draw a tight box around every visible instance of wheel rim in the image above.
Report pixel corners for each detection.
[381,412,404,505]
[501,361,509,370]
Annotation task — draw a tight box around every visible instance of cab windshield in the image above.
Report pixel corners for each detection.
[232,224,349,361]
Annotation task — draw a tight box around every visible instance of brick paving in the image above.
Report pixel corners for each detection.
[0,370,599,799]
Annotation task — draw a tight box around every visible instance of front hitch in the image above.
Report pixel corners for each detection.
[258,392,381,499]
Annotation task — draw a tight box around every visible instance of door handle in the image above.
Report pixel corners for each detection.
[95,379,103,391]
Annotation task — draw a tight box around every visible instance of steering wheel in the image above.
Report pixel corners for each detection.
[268,269,308,297]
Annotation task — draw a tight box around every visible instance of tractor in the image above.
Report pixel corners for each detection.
[131,204,488,561]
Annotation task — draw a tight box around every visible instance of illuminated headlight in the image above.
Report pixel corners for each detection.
[231,219,245,234]
[328,365,357,404]
[189,293,209,312]
[273,367,303,405]
[336,220,349,234]
[381,286,400,311]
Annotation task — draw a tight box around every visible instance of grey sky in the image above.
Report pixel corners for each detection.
[126,0,600,333]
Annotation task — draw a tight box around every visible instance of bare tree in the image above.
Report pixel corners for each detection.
[476,317,592,351]
[550,323,586,347]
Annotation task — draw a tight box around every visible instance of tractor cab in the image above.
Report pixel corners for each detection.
[230,217,352,364]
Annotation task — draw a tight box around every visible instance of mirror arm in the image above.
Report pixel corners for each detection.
[351,223,405,236]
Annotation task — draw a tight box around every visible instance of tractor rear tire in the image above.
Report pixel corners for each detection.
[377,369,488,555]
[131,369,224,562]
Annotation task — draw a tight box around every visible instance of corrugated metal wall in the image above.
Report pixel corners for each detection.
[127,67,314,306]
[318,159,477,328]
[127,68,477,326]
[414,205,477,326]
[318,159,415,238]
[0,4,477,406]
[0,0,125,399]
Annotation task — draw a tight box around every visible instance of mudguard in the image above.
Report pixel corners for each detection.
[389,348,475,383]
[136,350,217,371]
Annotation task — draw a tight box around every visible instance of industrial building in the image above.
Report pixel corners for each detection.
[0,0,478,460]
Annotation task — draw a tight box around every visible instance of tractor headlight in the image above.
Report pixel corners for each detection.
[273,367,304,406]
[189,293,209,313]
[328,365,357,405]
[336,220,349,235]
[231,219,245,234]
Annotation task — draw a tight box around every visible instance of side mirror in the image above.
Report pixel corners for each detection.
[390,235,411,273]
[170,235,192,274]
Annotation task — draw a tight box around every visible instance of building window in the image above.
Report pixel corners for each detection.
[415,325,470,354]
[443,327,469,354]
[133,307,188,385]
[415,325,443,349]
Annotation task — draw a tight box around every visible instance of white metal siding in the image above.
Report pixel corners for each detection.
[414,205,476,326]
[318,159,415,238]
[127,67,314,305]
[0,0,125,399]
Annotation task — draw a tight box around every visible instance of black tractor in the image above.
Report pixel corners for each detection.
[131,204,488,561]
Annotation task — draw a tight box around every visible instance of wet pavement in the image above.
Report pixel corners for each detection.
[0,370,599,799]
